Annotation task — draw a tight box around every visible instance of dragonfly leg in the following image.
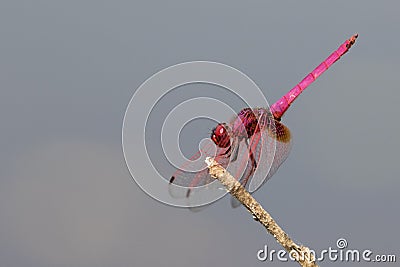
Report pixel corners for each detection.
[245,138,257,171]
[229,137,240,162]
[239,139,257,187]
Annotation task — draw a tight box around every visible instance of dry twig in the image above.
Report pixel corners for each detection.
[205,157,318,267]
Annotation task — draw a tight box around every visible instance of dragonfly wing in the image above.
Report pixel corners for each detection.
[168,139,231,208]
[229,126,277,208]
[265,120,292,179]
[230,196,242,208]
[248,119,292,192]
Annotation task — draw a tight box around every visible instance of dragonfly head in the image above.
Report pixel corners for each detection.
[211,123,231,148]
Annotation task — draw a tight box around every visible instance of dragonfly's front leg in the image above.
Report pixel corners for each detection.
[237,138,257,188]
[245,138,257,171]
[229,137,240,163]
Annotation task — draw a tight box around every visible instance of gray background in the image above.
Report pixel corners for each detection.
[1,1,399,266]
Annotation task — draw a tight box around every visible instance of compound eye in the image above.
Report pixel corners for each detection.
[210,124,230,148]
[216,124,226,135]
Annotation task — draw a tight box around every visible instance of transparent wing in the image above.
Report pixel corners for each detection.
[168,140,231,208]
[248,118,292,193]
[169,136,253,209]
[230,117,292,207]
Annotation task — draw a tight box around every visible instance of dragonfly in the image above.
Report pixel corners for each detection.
[169,34,358,208]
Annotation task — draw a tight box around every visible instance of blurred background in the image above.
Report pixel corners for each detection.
[0,1,399,266]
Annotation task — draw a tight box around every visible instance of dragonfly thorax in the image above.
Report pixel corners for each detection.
[232,108,258,139]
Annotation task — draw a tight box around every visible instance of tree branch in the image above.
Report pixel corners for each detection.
[205,157,318,267]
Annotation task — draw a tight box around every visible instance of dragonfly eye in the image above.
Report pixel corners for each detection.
[211,123,231,148]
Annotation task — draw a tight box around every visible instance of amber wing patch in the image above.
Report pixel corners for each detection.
[268,120,291,143]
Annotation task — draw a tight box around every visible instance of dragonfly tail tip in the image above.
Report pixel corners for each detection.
[350,34,358,43]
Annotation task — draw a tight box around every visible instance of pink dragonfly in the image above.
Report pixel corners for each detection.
[169,34,358,208]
